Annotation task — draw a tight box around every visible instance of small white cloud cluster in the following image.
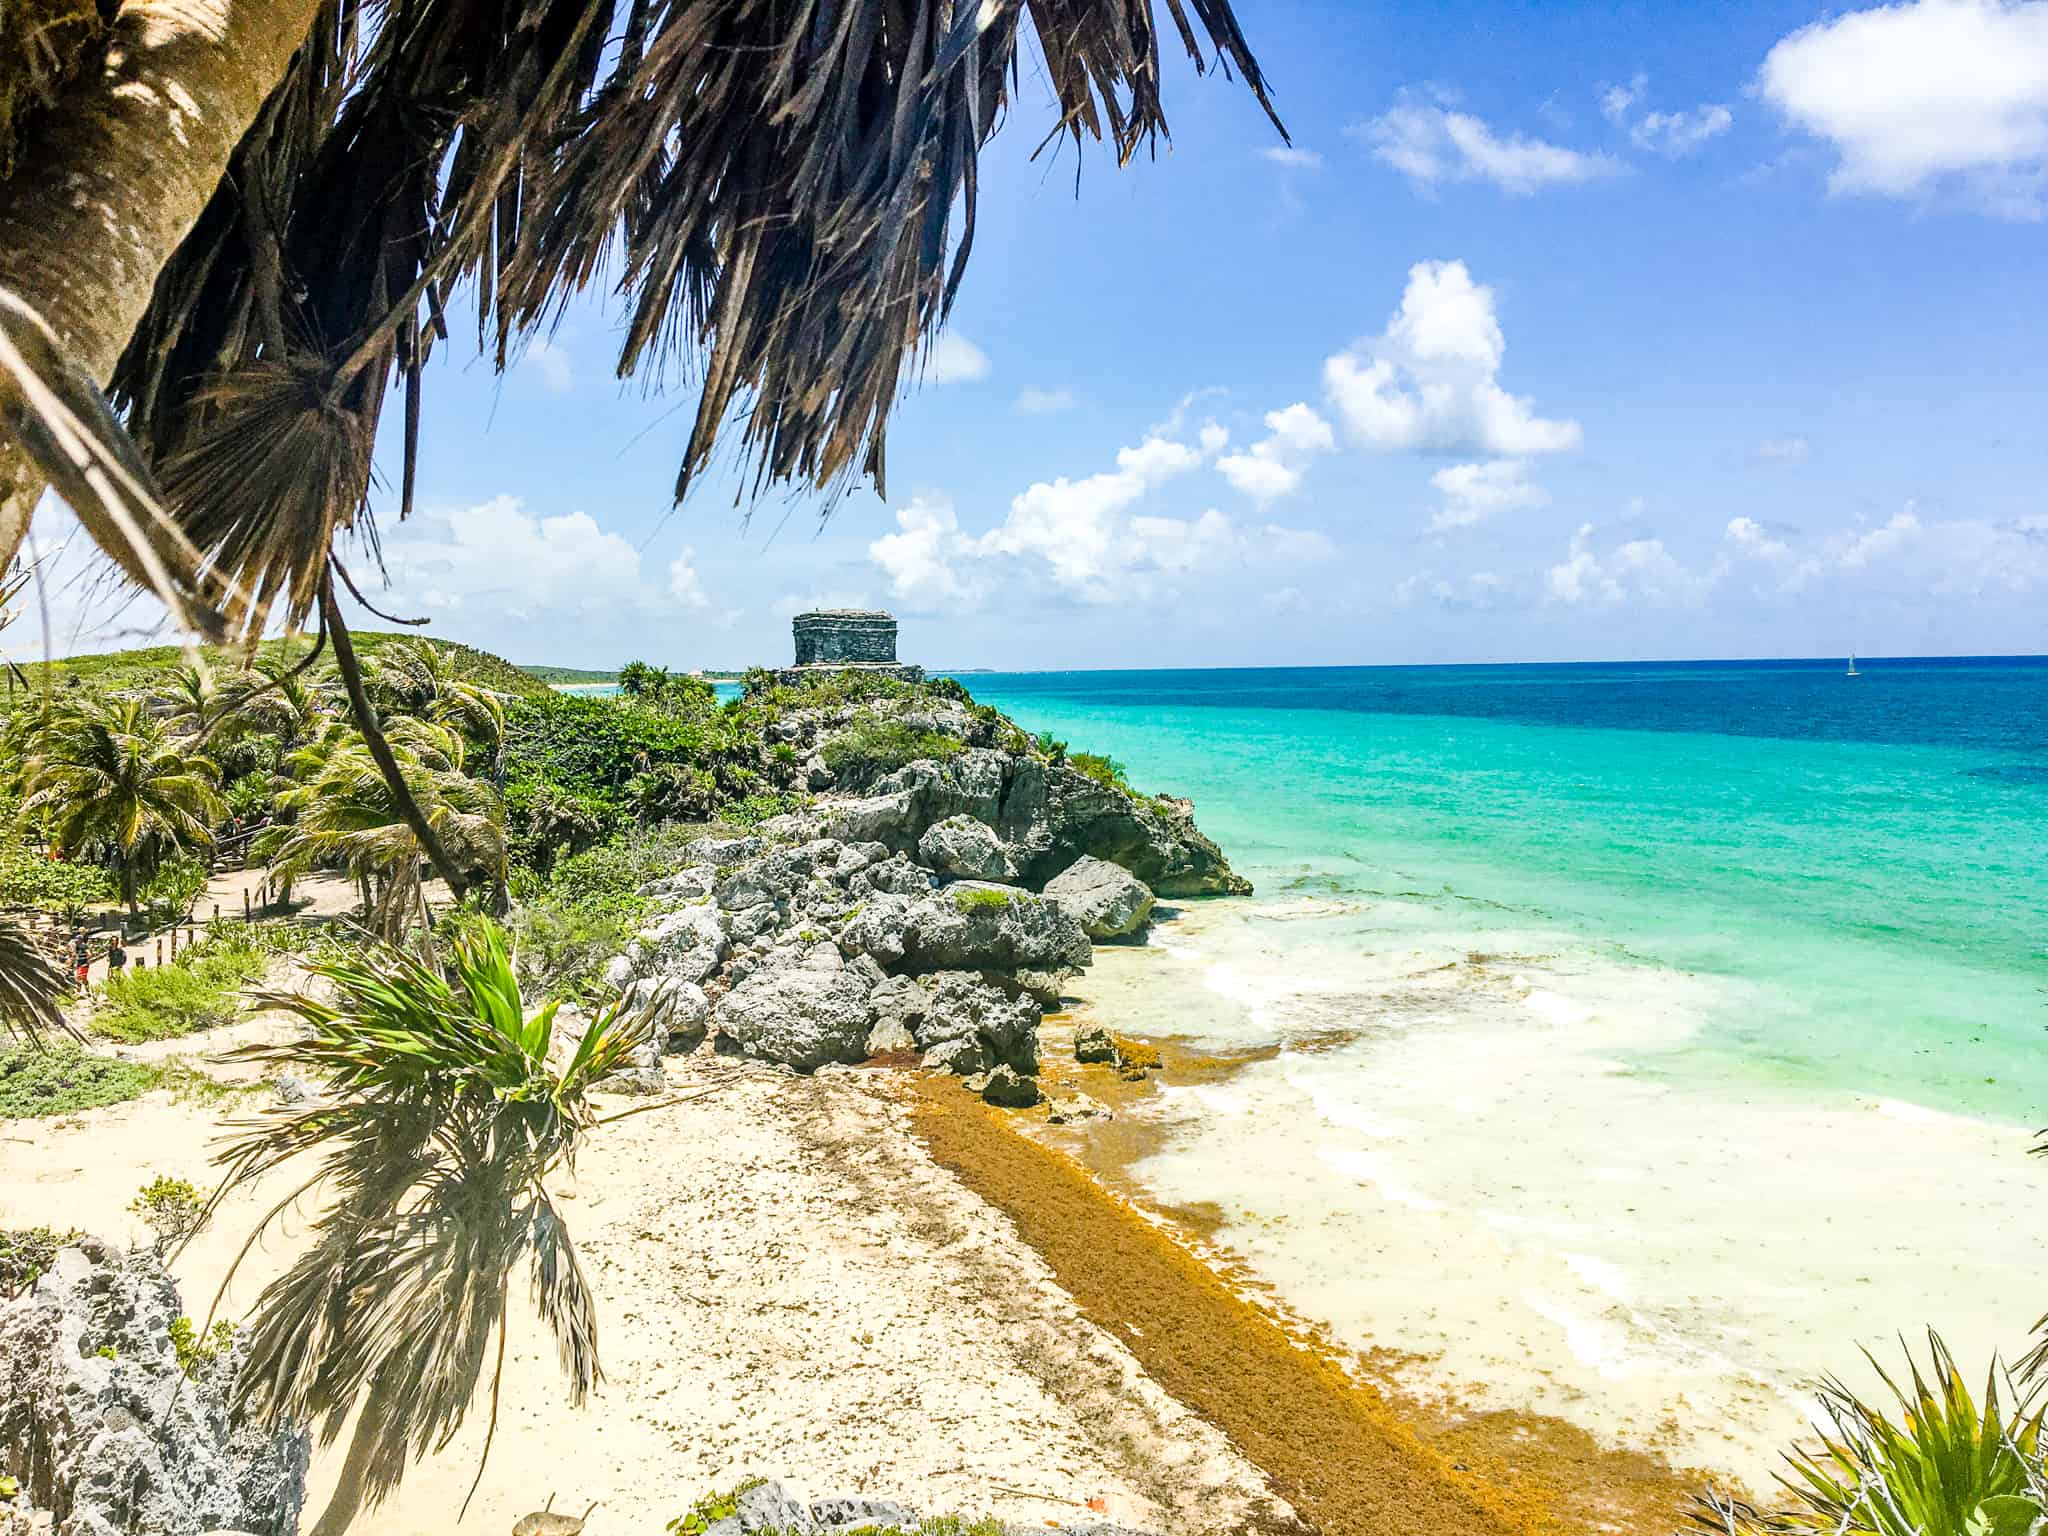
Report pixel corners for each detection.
[924,333,990,384]
[1317,259,1581,531]
[1600,74,1733,157]
[1760,0,2048,218]
[1546,524,1716,608]
[1358,97,1622,195]
[868,426,1330,612]
[1217,403,1336,503]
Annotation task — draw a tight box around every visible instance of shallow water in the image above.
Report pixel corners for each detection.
[967,658,2048,1485]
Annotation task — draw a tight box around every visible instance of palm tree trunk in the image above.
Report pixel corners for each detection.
[0,0,325,575]
[121,856,136,919]
[321,582,472,902]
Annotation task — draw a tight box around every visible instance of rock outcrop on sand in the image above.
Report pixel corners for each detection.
[1043,856,1156,941]
[0,1239,306,1536]
[593,680,1247,1099]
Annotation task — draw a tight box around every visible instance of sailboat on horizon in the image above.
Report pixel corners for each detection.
[1846,654,1860,677]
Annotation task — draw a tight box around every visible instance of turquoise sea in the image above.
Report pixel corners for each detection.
[960,657,2048,1479]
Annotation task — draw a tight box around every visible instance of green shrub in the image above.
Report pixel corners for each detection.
[0,1225,79,1298]
[819,719,963,788]
[1067,751,1128,791]
[725,791,806,828]
[0,1047,158,1117]
[168,1314,235,1377]
[0,845,116,916]
[953,887,1013,913]
[669,1477,768,1535]
[1032,729,1067,763]
[137,854,209,929]
[129,1174,207,1257]
[93,936,266,1042]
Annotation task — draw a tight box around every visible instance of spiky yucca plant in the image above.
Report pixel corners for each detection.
[1692,1333,2046,1536]
[207,921,656,1516]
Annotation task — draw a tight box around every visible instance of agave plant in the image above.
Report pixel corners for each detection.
[206,921,656,1521]
[1692,1332,2047,1536]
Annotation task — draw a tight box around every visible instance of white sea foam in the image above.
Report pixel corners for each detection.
[1315,1145,1447,1212]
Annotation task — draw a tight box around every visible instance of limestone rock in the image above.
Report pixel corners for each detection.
[897,884,1091,976]
[1044,856,1155,941]
[1073,1021,1117,1064]
[1047,1092,1112,1125]
[714,969,876,1073]
[978,1064,1041,1108]
[621,977,710,1053]
[916,816,1016,882]
[630,904,728,985]
[0,1240,306,1536]
[921,978,1040,1073]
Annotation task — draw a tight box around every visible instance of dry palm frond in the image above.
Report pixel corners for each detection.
[0,285,228,638]
[0,913,76,1046]
[153,354,375,641]
[103,0,1282,603]
[205,922,652,1511]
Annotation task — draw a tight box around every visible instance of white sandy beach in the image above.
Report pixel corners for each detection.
[0,1042,1287,1534]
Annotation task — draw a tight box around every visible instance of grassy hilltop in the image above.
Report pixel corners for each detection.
[6,631,552,701]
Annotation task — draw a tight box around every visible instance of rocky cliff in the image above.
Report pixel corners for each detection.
[0,1240,305,1536]
[596,681,1249,1099]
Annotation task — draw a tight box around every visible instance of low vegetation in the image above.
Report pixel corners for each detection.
[91,926,272,1042]
[129,1174,208,1257]
[0,1225,78,1299]
[820,717,965,788]
[0,1046,160,1117]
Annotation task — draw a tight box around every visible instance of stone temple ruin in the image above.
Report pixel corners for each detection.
[778,609,923,685]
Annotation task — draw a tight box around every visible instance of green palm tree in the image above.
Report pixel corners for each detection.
[150,662,223,740]
[205,922,654,1527]
[258,718,503,939]
[17,695,225,915]
[370,639,506,750]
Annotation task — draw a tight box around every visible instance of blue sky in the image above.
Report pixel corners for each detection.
[21,0,2048,671]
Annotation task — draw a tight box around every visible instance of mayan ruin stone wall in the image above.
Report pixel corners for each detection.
[793,610,898,665]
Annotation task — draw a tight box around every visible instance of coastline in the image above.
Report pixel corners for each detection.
[909,1048,1718,1536]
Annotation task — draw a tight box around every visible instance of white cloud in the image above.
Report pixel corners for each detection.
[381,496,669,620]
[867,428,1326,611]
[1015,387,1076,415]
[1600,74,1732,156]
[1726,516,1794,561]
[1429,459,1548,530]
[1759,0,2048,217]
[772,589,872,619]
[1263,146,1325,169]
[1217,402,1336,502]
[867,495,990,612]
[1262,586,1309,614]
[1324,260,1583,458]
[522,337,574,395]
[1358,98,1622,194]
[925,333,991,384]
[1756,435,1812,464]
[1837,508,1924,567]
[667,548,711,610]
[1546,523,1718,608]
[1394,568,1511,610]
